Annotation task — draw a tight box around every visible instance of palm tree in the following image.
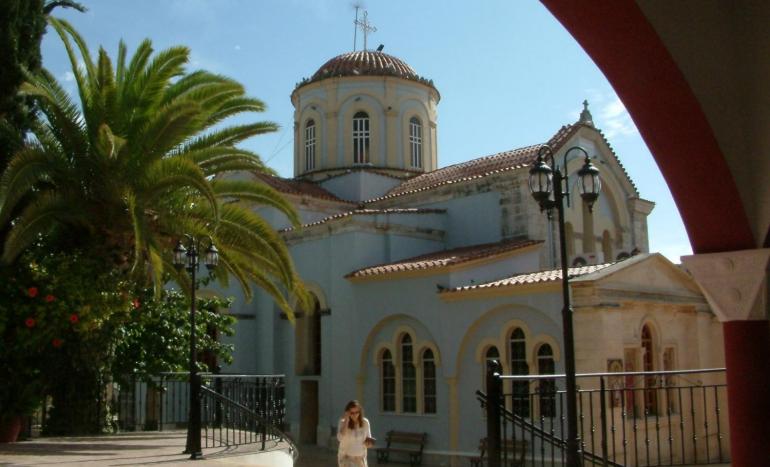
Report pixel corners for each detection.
[0,18,308,316]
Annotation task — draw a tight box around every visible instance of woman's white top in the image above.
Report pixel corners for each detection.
[337,417,371,457]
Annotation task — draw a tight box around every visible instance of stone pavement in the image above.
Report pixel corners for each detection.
[0,431,294,466]
[0,432,402,467]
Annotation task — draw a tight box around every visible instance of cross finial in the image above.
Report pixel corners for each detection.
[579,99,595,127]
[354,10,377,51]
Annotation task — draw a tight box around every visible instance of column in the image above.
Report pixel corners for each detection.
[682,249,770,466]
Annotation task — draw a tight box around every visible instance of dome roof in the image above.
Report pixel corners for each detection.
[297,51,436,91]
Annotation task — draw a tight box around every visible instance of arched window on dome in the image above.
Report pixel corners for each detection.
[381,349,395,412]
[304,119,316,171]
[353,111,370,164]
[422,348,436,414]
[409,117,423,168]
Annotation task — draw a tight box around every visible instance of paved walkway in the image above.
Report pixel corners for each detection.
[0,431,294,467]
[0,433,398,467]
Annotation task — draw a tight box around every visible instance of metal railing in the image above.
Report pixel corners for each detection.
[111,372,295,458]
[479,364,728,466]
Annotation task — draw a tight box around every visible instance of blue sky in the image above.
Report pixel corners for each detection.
[41,0,693,262]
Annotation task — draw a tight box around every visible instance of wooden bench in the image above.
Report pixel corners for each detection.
[375,430,427,466]
[469,437,527,467]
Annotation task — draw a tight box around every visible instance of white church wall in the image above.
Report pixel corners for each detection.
[345,272,567,454]
[446,248,541,289]
[319,170,403,202]
[409,191,502,248]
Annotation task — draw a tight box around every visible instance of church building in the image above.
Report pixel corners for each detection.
[223,49,725,463]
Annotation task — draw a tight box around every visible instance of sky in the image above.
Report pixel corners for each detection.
[40,0,693,262]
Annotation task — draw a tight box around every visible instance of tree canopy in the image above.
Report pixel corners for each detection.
[0,17,309,315]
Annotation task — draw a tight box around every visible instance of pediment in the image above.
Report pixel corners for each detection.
[573,253,703,297]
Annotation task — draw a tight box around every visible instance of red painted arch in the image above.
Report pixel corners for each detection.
[541,0,755,254]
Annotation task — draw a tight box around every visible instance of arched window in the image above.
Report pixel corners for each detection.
[401,335,417,413]
[602,230,613,263]
[641,325,657,414]
[422,349,436,414]
[304,119,316,171]
[510,328,530,417]
[409,117,423,168]
[381,349,395,412]
[537,344,556,417]
[565,222,575,258]
[572,256,587,267]
[353,111,370,164]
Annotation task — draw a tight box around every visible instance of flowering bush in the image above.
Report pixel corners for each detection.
[0,249,131,429]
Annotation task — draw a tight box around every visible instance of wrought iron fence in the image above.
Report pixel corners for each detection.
[479,364,728,466]
[111,372,294,457]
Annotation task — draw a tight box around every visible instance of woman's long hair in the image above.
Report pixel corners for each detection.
[345,400,364,429]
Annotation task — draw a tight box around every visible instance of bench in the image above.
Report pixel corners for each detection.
[375,430,427,466]
[469,437,527,467]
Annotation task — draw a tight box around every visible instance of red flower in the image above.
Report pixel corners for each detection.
[52,338,63,348]
[69,314,79,324]
[132,298,141,309]
[45,294,55,303]
[25,317,36,328]
[27,287,38,298]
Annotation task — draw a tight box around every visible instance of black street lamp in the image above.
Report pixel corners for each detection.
[173,235,219,460]
[528,144,600,467]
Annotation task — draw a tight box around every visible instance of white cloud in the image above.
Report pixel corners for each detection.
[234,45,241,51]
[63,71,75,82]
[599,97,637,139]
[579,90,639,140]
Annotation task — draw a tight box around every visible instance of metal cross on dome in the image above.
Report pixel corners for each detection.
[354,10,377,51]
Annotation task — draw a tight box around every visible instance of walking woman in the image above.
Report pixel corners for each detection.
[337,400,374,467]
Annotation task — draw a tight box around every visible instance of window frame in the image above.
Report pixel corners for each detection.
[353,111,370,164]
[304,119,316,171]
[381,349,396,412]
[422,348,436,414]
[409,116,423,168]
[509,328,530,417]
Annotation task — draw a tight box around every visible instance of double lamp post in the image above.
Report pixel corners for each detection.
[173,236,219,460]
[527,144,601,467]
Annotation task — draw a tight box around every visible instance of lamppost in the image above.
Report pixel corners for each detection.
[173,235,219,460]
[528,144,600,467]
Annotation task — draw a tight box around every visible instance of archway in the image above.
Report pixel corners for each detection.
[540,3,769,464]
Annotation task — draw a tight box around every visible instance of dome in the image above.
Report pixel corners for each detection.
[297,51,436,90]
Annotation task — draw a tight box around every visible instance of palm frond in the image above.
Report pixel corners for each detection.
[212,179,301,227]
[2,191,87,263]
[0,144,63,226]
[185,122,279,151]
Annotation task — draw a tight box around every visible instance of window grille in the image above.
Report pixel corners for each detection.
[409,117,422,168]
[304,119,316,171]
[353,111,370,164]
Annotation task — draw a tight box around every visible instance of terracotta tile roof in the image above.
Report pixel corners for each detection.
[439,262,616,295]
[367,124,580,202]
[296,51,437,93]
[253,173,353,204]
[306,166,417,183]
[280,208,446,233]
[346,239,542,278]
